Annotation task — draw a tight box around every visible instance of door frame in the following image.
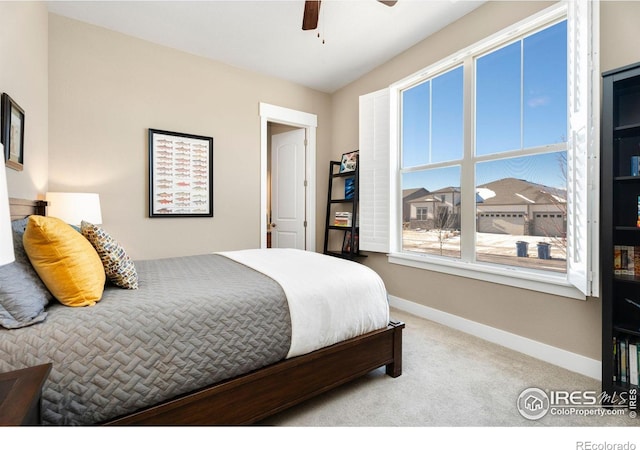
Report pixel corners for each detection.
[260,103,317,250]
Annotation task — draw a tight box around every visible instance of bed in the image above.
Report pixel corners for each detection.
[1,198,404,425]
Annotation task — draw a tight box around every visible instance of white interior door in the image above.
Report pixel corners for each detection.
[271,128,306,249]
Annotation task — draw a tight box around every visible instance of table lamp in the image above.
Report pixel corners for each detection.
[0,144,15,265]
[45,192,103,226]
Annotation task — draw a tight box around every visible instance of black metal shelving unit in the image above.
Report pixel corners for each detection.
[323,157,365,260]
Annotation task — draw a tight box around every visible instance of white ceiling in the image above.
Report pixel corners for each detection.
[47,0,485,93]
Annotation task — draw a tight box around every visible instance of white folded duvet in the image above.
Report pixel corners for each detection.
[219,248,389,358]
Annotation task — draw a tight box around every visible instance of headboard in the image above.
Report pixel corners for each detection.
[9,198,47,220]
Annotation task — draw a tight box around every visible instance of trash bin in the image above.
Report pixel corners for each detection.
[516,241,529,257]
[537,242,551,260]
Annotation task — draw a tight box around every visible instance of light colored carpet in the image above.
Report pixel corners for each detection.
[262,308,638,427]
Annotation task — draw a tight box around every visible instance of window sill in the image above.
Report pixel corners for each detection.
[387,252,586,300]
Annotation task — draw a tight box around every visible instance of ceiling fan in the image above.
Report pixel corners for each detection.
[302,0,398,31]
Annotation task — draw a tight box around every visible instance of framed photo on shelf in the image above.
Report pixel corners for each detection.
[148,128,213,218]
[339,150,358,173]
[342,231,359,254]
[344,177,355,199]
[1,93,25,171]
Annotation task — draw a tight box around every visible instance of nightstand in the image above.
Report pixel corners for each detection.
[0,363,52,425]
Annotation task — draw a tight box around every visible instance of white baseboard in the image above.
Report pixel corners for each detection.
[388,295,601,381]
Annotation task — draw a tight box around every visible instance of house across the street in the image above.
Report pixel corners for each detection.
[405,178,566,238]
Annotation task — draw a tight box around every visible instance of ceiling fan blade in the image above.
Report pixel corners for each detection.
[302,1,321,30]
[378,0,397,6]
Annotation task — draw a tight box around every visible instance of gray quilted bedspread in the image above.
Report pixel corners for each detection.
[0,254,291,425]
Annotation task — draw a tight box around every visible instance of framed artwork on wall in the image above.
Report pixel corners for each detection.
[148,128,214,218]
[1,93,25,171]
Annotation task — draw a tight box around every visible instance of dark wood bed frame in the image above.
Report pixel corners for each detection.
[9,198,404,425]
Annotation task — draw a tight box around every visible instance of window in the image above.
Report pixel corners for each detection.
[359,2,599,299]
[474,22,568,274]
[400,20,567,272]
[401,66,463,258]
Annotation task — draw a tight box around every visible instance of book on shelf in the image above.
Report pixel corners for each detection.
[613,245,639,276]
[613,336,618,382]
[613,336,640,387]
[630,342,639,386]
[619,340,627,383]
[614,246,622,275]
[334,211,352,227]
[632,156,640,177]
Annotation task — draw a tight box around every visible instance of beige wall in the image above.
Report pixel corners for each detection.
[0,2,48,198]
[48,14,331,260]
[600,1,640,73]
[330,1,640,361]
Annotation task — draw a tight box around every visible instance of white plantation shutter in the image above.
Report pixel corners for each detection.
[566,0,599,297]
[359,88,390,253]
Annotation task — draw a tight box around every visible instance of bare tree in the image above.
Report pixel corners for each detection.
[432,206,459,256]
[538,152,567,258]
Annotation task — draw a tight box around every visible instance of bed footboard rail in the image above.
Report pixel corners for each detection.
[106,320,404,425]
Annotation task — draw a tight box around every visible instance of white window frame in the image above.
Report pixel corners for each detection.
[359,1,599,300]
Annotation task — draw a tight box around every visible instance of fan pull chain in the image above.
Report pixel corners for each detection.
[321,3,323,43]
[319,3,325,44]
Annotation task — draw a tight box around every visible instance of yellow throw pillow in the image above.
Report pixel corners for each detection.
[23,215,105,307]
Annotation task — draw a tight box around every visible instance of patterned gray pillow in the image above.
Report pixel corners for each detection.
[0,219,52,329]
[81,221,139,289]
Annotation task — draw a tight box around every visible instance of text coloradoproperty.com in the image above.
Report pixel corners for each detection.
[549,407,628,416]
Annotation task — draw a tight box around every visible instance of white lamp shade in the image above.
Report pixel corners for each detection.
[0,144,15,265]
[45,192,103,226]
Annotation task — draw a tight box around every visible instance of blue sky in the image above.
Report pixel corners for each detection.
[402,20,567,192]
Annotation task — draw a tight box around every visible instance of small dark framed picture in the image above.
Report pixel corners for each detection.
[1,93,25,171]
[339,150,358,173]
[342,231,359,254]
[148,128,214,218]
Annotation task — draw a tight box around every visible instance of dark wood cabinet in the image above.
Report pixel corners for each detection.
[0,363,51,425]
[601,62,640,405]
